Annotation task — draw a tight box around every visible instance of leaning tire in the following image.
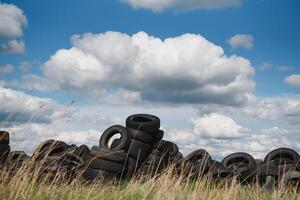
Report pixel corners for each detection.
[264,148,299,166]
[99,125,131,151]
[0,144,10,161]
[222,152,256,183]
[88,158,125,173]
[0,131,9,145]
[128,139,152,161]
[126,114,160,132]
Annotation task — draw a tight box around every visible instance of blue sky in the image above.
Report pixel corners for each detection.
[0,0,300,158]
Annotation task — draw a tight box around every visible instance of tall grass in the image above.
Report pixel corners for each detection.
[0,159,299,200]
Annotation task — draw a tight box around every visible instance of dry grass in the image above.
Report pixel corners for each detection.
[1,161,300,200]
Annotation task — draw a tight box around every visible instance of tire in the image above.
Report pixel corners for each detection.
[126,127,154,144]
[222,152,256,183]
[123,157,138,179]
[99,150,128,163]
[152,130,164,142]
[90,146,107,157]
[264,148,299,166]
[154,140,179,158]
[99,125,131,151]
[263,176,276,191]
[181,149,212,177]
[74,145,91,161]
[0,144,10,161]
[81,167,119,181]
[0,131,9,145]
[33,140,68,160]
[111,139,121,149]
[88,158,125,173]
[126,114,160,132]
[280,171,300,188]
[128,139,152,161]
[207,160,233,180]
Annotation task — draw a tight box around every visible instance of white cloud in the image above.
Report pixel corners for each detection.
[121,0,241,12]
[0,86,75,126]
[0,64,14,75]
[191,113,247,138]
[168,113,299,159]
[0,39,25,54]
[0,2,27,39]
[285,74,300,88]
[19,74,59,92]
[41,31,255,106]
[228,34,254,50]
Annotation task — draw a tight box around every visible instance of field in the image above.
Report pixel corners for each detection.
[1,165,299,200]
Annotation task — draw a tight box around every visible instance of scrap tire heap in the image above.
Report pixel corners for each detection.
[1,114,300,190]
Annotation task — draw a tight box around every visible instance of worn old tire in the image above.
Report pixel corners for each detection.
[99,150,128,163]
[0,144,10,161]
[126,114,160,132]
[0,131,9,145]
[74,145,91,161]
[88,158,125,173]
[99,125,131,151]
[127,128,154,144]
[207,160,233,180]
[152,130,164,142]
[81,167,119,181]
[222,152,256,183]
[33,140,68,160]
[280,171,300,189]
[264,148,299,166]
[128,139,152,161]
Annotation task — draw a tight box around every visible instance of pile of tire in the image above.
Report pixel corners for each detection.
[1,114,300,190]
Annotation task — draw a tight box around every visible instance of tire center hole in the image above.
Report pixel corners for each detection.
[108,133,121,149]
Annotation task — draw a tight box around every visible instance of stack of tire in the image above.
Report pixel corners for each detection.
[81,114,182,182]
[31,140,89,181]
[0,131,10,169]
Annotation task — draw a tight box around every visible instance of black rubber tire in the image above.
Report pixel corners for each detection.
[124,157,138,179]
[208,160,233,180]
[0,131,9,145]
[0,144,10,161]
[154,140,179,158]
[126,114,160,132]
[264,148,299,166]
[88,158,125,173]
[99,125,131,151]
[90,146,107,157]
[128,139,152,161]
[263,175,276,191]
[33,140,68,160]
[152,130,164,142]
[280,171,300,188]
[181,149,212,176]
[99,150,128,163]
[81,167,119,181]
[74,145,91,161]
[111,139,121,149]
[127,127,154,144]
[222,152,256,182]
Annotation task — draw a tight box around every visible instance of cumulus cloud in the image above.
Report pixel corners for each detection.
[19,74,59,92]
[0,64,14,75]
[121,0,241,12]
[41,31,255,106]
[0,2,27,39]
[0,86,75,126]
[227,34,254,50]
[168,113,299,159]
[285,74,300,88]
[0,39,25,54]
[191,113,247,139]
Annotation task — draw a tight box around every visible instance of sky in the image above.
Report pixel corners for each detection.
[0,0,300,160]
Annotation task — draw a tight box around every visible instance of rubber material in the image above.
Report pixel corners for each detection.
[127,127,154,144]
[0,144,10,161]
[88,157,125,173]
[0,131,9,145]
[99,125,131,151]
[279,171,300,188]
[222,152,256,182]
[81,167,119,181]
[128,139,152,161]
[264,148,299,166]
[126,114,160,132]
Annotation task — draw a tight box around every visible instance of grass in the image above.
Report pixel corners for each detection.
[1,161,300,200]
